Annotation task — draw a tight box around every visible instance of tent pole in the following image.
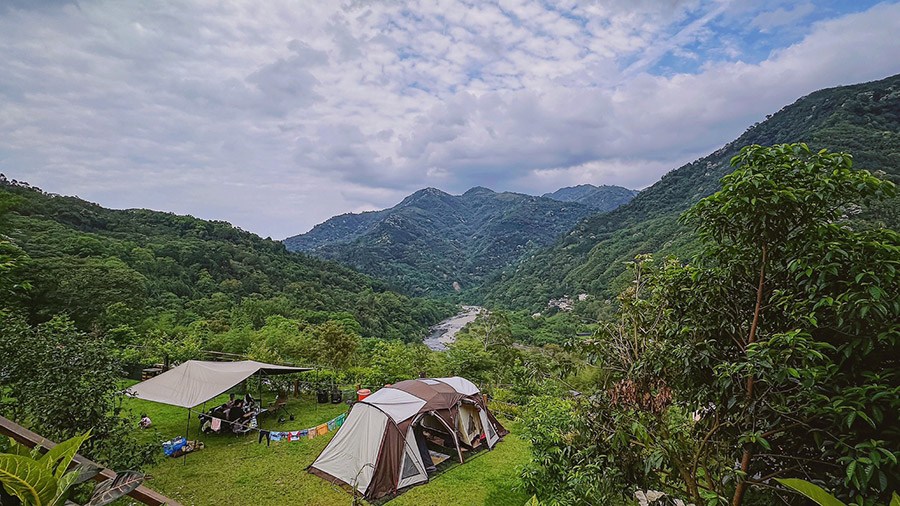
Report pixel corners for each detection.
[183,408,190,466]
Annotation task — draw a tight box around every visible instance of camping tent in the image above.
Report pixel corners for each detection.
[308,376,508,500]
[126,360,311,408]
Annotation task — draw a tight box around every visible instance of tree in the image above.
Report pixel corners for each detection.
[312,320,360,371]
[0,314,157,470]
[524,144,900,506]
[678,144,899,505]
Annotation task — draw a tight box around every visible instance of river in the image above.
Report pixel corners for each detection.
[423,305,484,351]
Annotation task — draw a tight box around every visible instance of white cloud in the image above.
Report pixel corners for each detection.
[751,2,815,32]
[0,0,897,238]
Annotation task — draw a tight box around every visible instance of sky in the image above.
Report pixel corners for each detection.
[1,0,899,238]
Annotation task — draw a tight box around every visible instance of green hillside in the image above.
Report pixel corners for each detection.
[284,187,601,297]
[483,73,900,310]
[541,184,638,211]
[0,178,453,342]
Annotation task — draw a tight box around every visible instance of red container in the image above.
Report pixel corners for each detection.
[357,388,371,401]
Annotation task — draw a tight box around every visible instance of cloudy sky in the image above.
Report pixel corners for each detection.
[1,0,899,238]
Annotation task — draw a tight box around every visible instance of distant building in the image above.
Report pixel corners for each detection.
[546,297,574,311]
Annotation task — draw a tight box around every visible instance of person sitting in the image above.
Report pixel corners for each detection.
[224,393,236,410]
[226,399,244,422]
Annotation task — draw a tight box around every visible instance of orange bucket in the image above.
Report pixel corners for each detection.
[357,389,371,401]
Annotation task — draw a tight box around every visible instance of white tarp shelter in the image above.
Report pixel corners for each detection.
[126,360,310,408]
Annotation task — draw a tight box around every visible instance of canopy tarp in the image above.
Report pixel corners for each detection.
[126,360,310,408]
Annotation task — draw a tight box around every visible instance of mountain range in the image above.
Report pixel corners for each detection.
[284,185,636,296]
[287,74,900,306]
[0,178,453,341]
[482,73,900,309]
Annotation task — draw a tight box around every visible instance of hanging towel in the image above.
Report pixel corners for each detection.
[308,429,316,439]
[270,432,282,442]
[327,419,336,431]
[299,429,308,438]
[316,423,328,436]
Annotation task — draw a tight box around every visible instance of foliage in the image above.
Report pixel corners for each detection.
[519,395,623,505]
[0,178,454,345]
[0,314,158,471]
[520,143,900,506]
[0,431,89,506]
[776,478,900,506]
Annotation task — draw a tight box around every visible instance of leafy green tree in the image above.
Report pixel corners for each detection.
[0,314,156,470]
[312,320,360,371]
[678,143,899,505]
[522,144,900,506]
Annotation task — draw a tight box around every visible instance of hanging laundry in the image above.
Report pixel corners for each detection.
[299,429,308,438]
[258,430,271,446]
[270,432,283,442]
[316,423,328,436]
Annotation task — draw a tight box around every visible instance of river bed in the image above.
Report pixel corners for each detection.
[423,305,484,351]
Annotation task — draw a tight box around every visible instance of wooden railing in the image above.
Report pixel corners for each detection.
[0,415,183,506]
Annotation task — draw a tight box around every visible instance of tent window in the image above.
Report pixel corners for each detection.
[401,452,419,480]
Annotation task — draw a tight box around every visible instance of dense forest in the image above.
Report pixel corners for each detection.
[284,186,611,296]
[482,73,900,310]
[0,177,454,343]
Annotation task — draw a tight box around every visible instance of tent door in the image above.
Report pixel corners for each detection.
[478,407,499,448]
[396,425,428,490]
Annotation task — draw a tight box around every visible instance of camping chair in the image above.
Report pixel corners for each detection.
[268,393,294,421]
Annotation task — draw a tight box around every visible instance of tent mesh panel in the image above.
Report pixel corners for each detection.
[401,453,419,480]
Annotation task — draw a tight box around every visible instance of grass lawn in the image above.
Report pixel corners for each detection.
[125,388,531,506]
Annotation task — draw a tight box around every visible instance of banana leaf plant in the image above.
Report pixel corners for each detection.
[0,431,146,506]
[777,478,900,506]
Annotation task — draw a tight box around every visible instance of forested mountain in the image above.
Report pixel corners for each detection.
[483,73,900,310]
[0,178,454,342]
[284,187,601,296]
[541,184,638,211]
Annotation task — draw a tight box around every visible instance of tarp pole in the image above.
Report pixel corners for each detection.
[183,408,190,466]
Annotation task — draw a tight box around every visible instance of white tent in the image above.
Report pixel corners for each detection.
[126,360,310,408]
[309,377,507,500]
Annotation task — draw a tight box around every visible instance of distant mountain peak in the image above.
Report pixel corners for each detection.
[542,184,638,212]
[463,186,496,195]
[283,186,600,296]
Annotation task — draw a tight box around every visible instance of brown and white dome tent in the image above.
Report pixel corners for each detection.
[308,376,508,500]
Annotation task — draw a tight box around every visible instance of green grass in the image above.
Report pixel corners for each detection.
[124,389,530,506]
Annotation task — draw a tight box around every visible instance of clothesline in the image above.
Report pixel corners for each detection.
[186,406,348,446]
[259,412,347,445]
